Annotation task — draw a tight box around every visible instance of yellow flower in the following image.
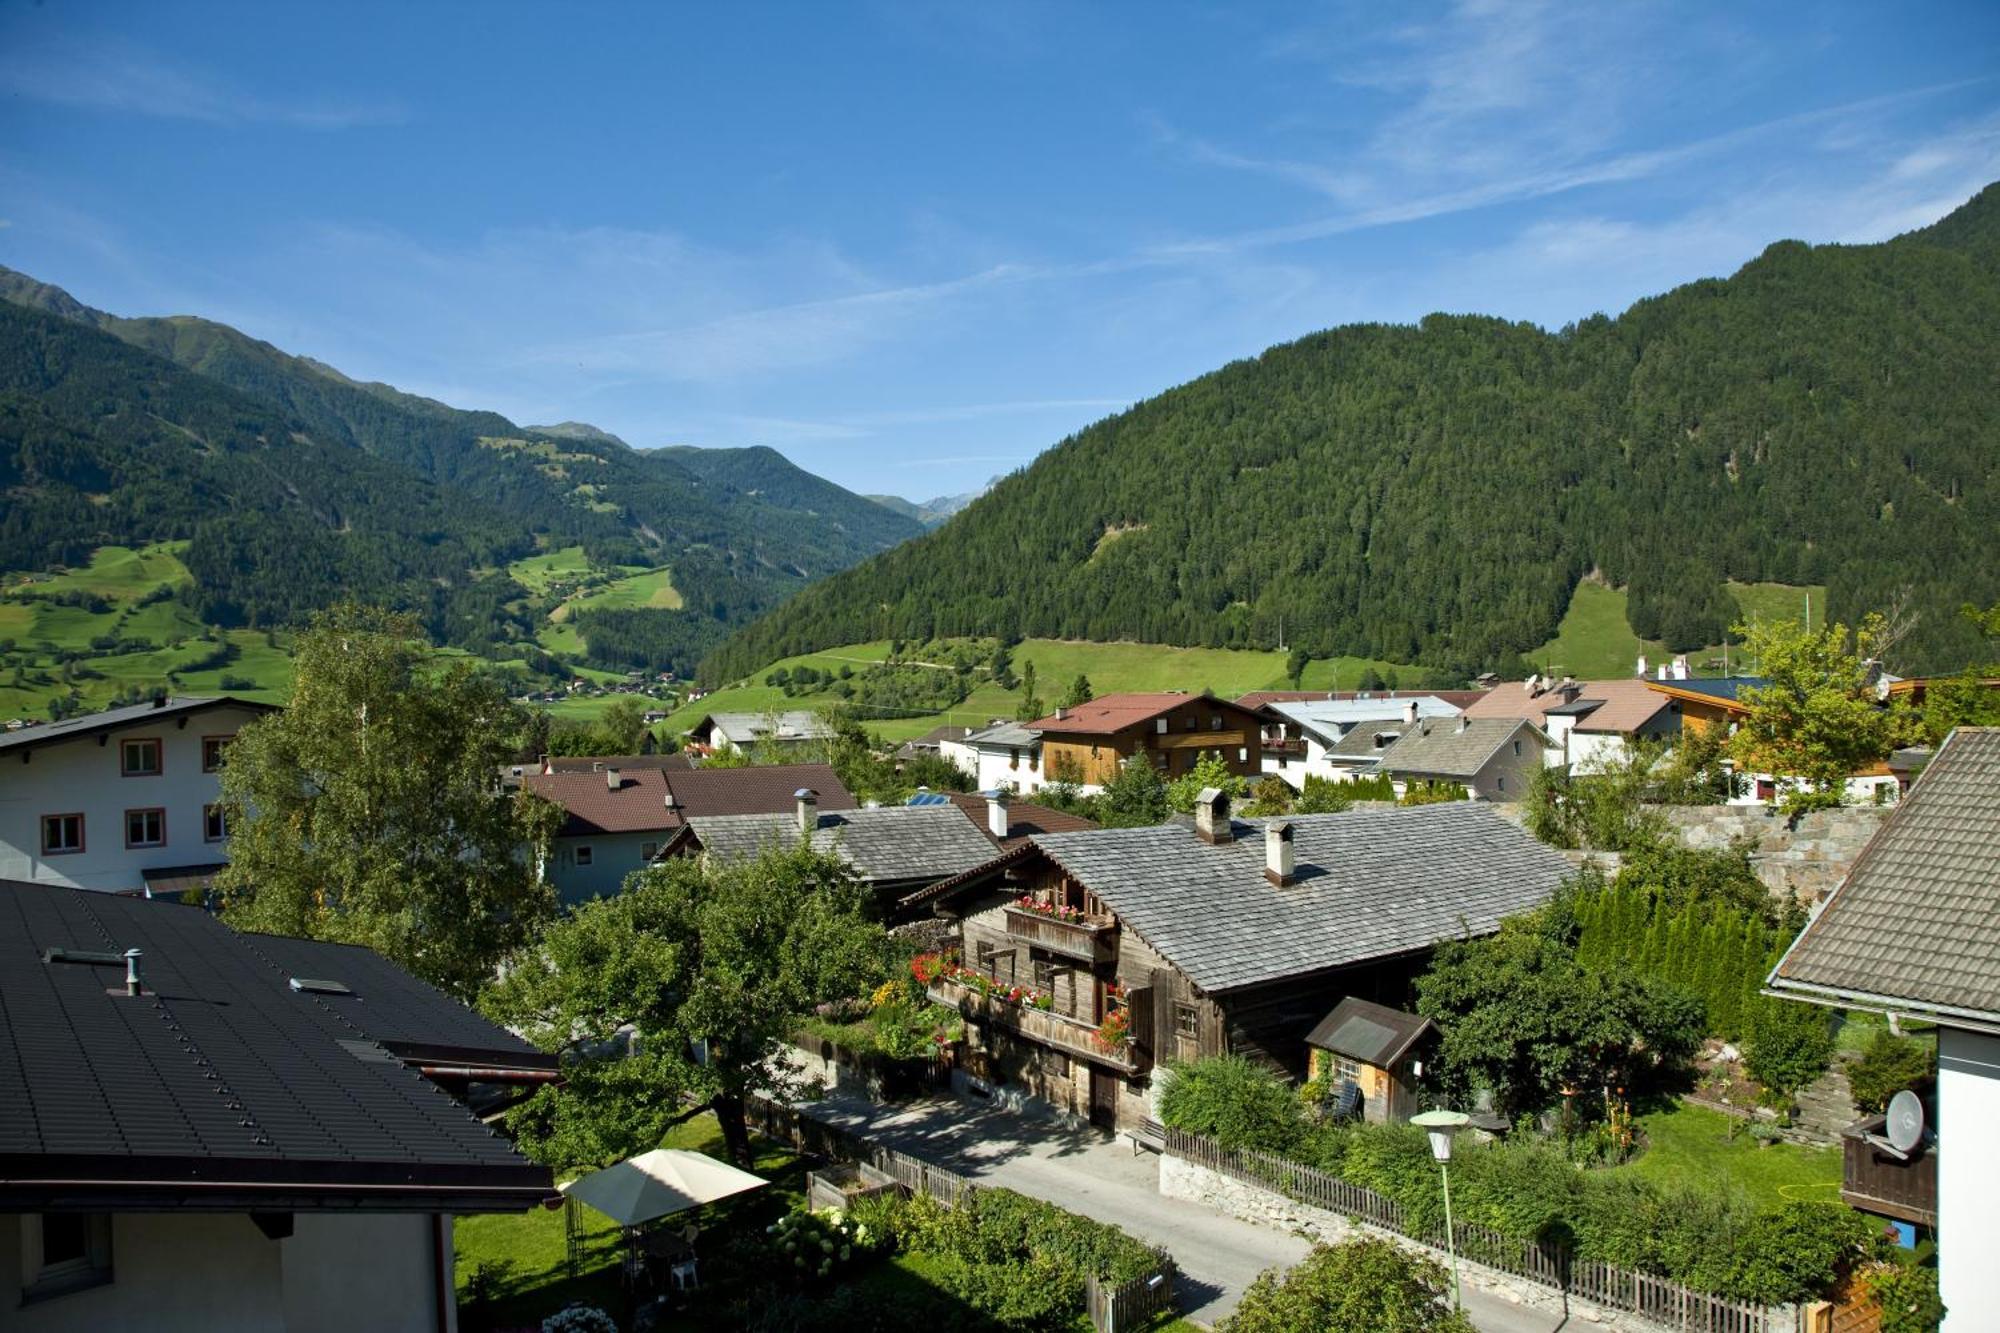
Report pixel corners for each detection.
[871,980,902,1011]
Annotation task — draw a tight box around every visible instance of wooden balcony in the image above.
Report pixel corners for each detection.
[1003,905,1116,963]
[930,977,1144,1075]
[1840,1116,1936,1225]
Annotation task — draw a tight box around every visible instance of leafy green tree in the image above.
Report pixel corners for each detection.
[1743,999,1837,1105]
[1059,673,1094,708]
[483,843,887,1169]
[217,606,557,1000]
[1015,659,1043,722]
[1097,755,1170,828]
[1222,1239,1476,1333]
[1723,1203,1873,1304]
[1294,775,1354,814]
[1241,776,1296,816]
[595,695,653,753]
[1732,614,1896,813]
[1846,1029,1936,1113]
[1417,914,1705,1117]
[1166,750,1248,813]
[1285,646,1310,686]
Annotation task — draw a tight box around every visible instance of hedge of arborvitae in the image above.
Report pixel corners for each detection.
[708,184,2000,682]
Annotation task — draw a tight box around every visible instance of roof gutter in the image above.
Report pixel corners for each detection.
[416,1064,564,1084]
[1762,978,2000,1038]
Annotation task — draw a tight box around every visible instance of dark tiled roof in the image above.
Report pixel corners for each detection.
[521,762,855,836]
[1770,728,2000,1022]
[1305,997,1434,1067]
[541,753,695,773]
[0,880,552,1211]
[942,790,1097,849]
[0,695,276,755]
[687,804,995,886]
[1378,717,1545,780]
[139,863,228,897]
[1028,803,1571,992]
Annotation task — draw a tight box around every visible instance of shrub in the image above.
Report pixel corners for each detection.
[1846,1030,1935,1114]
[1158,1057,1306,1153]
[1221,1238,1476,1333]
[1866,1262,1945,1333]
[541,1308,617,1333]
[1723,1203,1873,1304]
[1744,1001,1837,1103]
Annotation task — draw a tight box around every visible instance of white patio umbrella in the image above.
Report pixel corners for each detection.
[559,1148,769,1228]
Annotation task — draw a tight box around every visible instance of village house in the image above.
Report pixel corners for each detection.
[1461,675,1680,770]
[0,696,278,896]
[1642,677,1903,805]
[1028,692,1265,793]
[0,878,555,1331]
[1375,714,1553,801]
[1252,696,1463,787]
[892,724,974,769]
[909,791,1571,1135]
[678,789,997,913]
[952,719,1048,793]
[682,709,834,755]
[519,761,855,904]
[1767,727,2000,1331]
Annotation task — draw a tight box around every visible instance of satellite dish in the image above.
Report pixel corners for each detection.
[1886,1090,1926,1153]
[1864,1090,1927,1161]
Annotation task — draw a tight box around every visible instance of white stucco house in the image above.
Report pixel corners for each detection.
[0,878,556,1330]
[0,696,277,895]
[1462,676,1680,771]
[1768,726,1999,1330]
[1255,696,1463,788]
[683,709,833,754]
[959,720,1047,794]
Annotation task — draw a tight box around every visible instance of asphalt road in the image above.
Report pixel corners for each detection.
[797,1089,1573,1331]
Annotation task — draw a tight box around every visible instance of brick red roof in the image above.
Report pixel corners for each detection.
[1462,678,1670,733]
[1029,692,1255,735]
[521,762,855,837]
[941,790,1097,850]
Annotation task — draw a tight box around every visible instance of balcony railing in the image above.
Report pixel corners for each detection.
[1840,1116,1936,1224]
[1002,905,1116,963]
[930,976,1144,1074]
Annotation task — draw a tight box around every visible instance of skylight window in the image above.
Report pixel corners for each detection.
[288,977,353,996]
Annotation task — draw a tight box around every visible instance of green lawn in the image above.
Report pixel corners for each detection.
[1528,579,1823,680]
[563,566,685,614]
[1612,1103,1845,1209]
[3,541,192,601]
[506,544,594,594]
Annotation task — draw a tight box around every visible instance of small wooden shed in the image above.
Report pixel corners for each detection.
[1304,997,1434,1124]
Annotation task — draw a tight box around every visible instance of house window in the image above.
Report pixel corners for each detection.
[1174,1003,1199,1038]
[640,841,659,861]
[1032,957,1056,991]
[1330,1055,1361,1082]
[1512,739,1521,756]
[41,814,85,856]
[24,1213,112,1302]
[1009,748,1020,770]
[124,808,166,849]
[202,736,229,773]
[1497,775,1507,792]
[120,738,162,777]
[1210,714,1222,730]
[204,804,229,843]
[574,845,594,867]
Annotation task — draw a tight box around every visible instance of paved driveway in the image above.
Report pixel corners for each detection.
[798,1089,1569,1331]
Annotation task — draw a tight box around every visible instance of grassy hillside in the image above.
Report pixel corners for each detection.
[1527,579,1823,679]
[708,183,2000,682]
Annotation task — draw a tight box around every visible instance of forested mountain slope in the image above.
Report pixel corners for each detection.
[708,184,2000,681]
[0,269,923,669]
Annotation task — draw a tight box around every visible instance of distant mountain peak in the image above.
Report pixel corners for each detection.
[529,420,631,449]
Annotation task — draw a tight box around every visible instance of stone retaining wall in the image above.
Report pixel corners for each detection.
[1159,1155,1763,1333]
[1657,805,1888,902]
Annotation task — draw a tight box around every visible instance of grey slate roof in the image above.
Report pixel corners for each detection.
[692,710,833,746]
[687,804,997,885]
[1325,718,1411,760]
[1770,727,2000,1023]
[1378,716,1544,780]
[1029,802,1571,992]
[0,879,552,1210]
[1305,997,1434,1068]
[0,694,275,756]
[965,720,1042,749]
[1270,698,1459,747]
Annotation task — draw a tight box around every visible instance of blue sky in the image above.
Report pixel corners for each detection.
[3,3,1997,499]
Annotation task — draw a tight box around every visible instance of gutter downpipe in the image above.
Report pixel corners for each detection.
[432,1212,451,1333]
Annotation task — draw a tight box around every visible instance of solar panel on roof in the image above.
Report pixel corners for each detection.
[905,791,951,806]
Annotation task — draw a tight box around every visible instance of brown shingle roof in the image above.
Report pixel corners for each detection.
[1769,727,2000,1023]
[1030,691,1258,735]
[1461,677,1670,733]
[541,753,694,773]
[521,762,855,837]
[941,790,1097,849]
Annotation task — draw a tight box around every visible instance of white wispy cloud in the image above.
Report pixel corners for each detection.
[0,36,403,128]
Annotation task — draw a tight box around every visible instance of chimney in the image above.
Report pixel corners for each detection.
[1264,821,1295,887]
[1055,705,1068,721]
[1403,699,1419,725]
[1657,664,1668,681]
[539,753,553,775]
[1635,655,1648,679]
[663,788,679,812]
[605,766,621,791]
[1456,715,1469,734]
[983,789,1009,840]
[1193,787,1233,844]
[124,947,143,997]
[1671,655,1690,681]
[794,788,819,835]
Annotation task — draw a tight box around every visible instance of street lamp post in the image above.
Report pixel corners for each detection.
[1410,1109,1471,1313]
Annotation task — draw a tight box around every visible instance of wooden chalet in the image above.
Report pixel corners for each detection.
[1028,692,1265,788]
[908,790,1571,1134]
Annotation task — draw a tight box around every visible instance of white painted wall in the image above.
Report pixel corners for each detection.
[938,737,979,781]
[0,705,266,893]
[1938,1027,2000,1333]
[0,1211,452,1332]
[973,744,1045,795]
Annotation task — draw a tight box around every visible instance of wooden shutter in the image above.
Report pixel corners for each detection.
[1127,984,1154,1057]
[1151,967,1178,1058]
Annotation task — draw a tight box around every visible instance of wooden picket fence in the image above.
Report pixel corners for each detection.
[749,1097,1177,1332]
[1165,1128,1784,1333]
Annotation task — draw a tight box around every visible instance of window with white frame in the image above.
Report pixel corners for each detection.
[41,814,84,855]
[22,1213,112,1302]
[124,808,166,849]
[574,845,594,867]
[120,738,162,777]
[204,804,229,843]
